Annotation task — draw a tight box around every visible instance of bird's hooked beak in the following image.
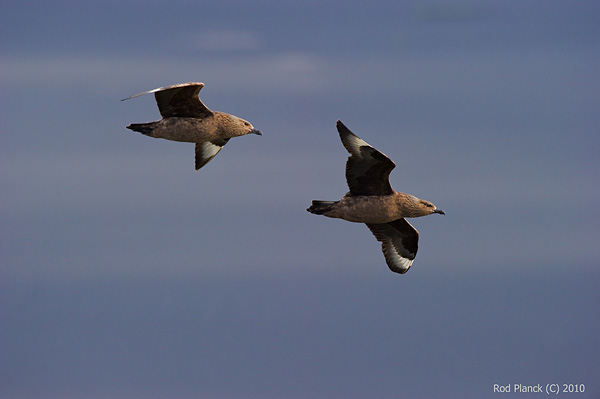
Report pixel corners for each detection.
[250,129,262,136]
[433,209,445,215]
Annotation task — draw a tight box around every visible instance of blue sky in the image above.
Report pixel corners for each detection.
[1,1,599,398]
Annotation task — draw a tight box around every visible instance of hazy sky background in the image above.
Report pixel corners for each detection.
[1,1,599,398]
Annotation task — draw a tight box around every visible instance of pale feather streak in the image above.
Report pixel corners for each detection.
[195,142,224,170]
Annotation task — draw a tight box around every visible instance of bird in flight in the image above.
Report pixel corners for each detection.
[307,120,444,274]
[122,82,261,170]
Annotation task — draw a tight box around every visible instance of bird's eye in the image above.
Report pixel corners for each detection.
[244,121,250,126]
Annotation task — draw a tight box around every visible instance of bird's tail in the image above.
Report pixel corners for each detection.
[126,122,159,136]
[306,200,337,215]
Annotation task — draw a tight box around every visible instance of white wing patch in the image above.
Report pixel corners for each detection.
[382,242,414,274]
[343,132,372,157]
[195,141,224,170]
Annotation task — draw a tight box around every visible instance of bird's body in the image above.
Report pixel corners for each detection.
[309,192,430,224]
[307,121,444,274]
[129,114,250,143]
[122,82,261,170]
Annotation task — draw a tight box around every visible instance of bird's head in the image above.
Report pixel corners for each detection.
[419,199,445,216]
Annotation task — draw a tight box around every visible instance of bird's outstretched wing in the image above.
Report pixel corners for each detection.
[366,218,419,274]
[337,120,395,196]
[122,82,213,119]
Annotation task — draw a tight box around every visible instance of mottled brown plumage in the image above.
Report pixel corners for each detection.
[122,82,261,170]
[307,120,444,274]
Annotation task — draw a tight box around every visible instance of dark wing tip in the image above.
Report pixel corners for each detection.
[335,120,364,156]
[336,120,352,136]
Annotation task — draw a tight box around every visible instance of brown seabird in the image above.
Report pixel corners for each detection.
[122,82,261,170]
[307,120,445,274]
